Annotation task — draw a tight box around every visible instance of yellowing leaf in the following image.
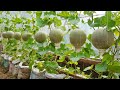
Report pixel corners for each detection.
[114,30,119,37]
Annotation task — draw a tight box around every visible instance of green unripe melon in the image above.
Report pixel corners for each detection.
[34,31,47,43]
[2,32,7,38]
[49,29,63,44]
[14,32,21,40]
[91,29,114,49]
[22,33,32,41]
[70,29,86,51]
[6,31,14,38]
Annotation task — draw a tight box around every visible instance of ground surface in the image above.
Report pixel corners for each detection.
[0,65,16,79]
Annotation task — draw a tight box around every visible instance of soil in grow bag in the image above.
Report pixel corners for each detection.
[17,62,31,79]
[0,65,17,79]
[9,60,20,77]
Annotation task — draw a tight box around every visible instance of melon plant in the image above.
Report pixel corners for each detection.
[91,28,114,49]
[34,31,47,43]
[69,29,86,52]
[22,33,32,41]
[49,29,63,47]
[6,31,14,39]
[14,32,21,40]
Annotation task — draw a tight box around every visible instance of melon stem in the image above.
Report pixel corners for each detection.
[55,43,60,49]
[75,47,80,52]
[99,49,106,59]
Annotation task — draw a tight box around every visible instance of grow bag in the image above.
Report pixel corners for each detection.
[45,72,66,79]
[30,68,46,79]
[9,59,20,76]
[1,54,11,69]
[17,62,31,79]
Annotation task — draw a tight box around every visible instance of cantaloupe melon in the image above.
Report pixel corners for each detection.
[91,29,114,49]
[70,29,86,52]
[22,33,32,41]
[6,31,14,38]
[49,29,63,47]
[14,32,21,40]
[34,31,47,43]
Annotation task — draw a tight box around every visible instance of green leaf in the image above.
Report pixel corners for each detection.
[108,65,120,73]
[87,34,92,42]
[64,50,73,56]
[102,53,114,64]
[44,11,56,16]
[0,19,3,23]
[26,11,32,14]
[70,57,80,62]
[85,43,92,49]
[95,62,108,72]
[105,11,112,20]
[77,52,86,59]
[107,20,116,28]
[68,67,75,74]
[12,18,23,24]
[81,19,85,23]
[70,52,85,62]
[114,30,119,37]
[112,61,120,66]
[36,18,46,27]
[68,16,80,25]
[36,11,42,18]
[53,17,62,27]
[57,56,65,62]
[44,61,59,74]
[88,19,93,26]
[57,11,70,19]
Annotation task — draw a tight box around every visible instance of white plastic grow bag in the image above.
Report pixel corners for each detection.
[17,62,31,79]
[45,72,66,79]
[30,68,46,79]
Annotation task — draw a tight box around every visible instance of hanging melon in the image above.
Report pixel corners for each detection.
[69,29,86,52]
[22,33,32,41]
[6,31,14,38]
[34,31,47,43]
[91,28,114,49]
[2,32,7,38]
[49,29,63,47]
[14,32,21,40]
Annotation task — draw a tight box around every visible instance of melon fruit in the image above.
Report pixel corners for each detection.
[14,32,21,40]
[6,31,14,38]
[49,29,63,47]
[69,29,86,52]
[34,31,47,43]
[91,28,114,49]
[22,33,32,41]
[2,32,7,38]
